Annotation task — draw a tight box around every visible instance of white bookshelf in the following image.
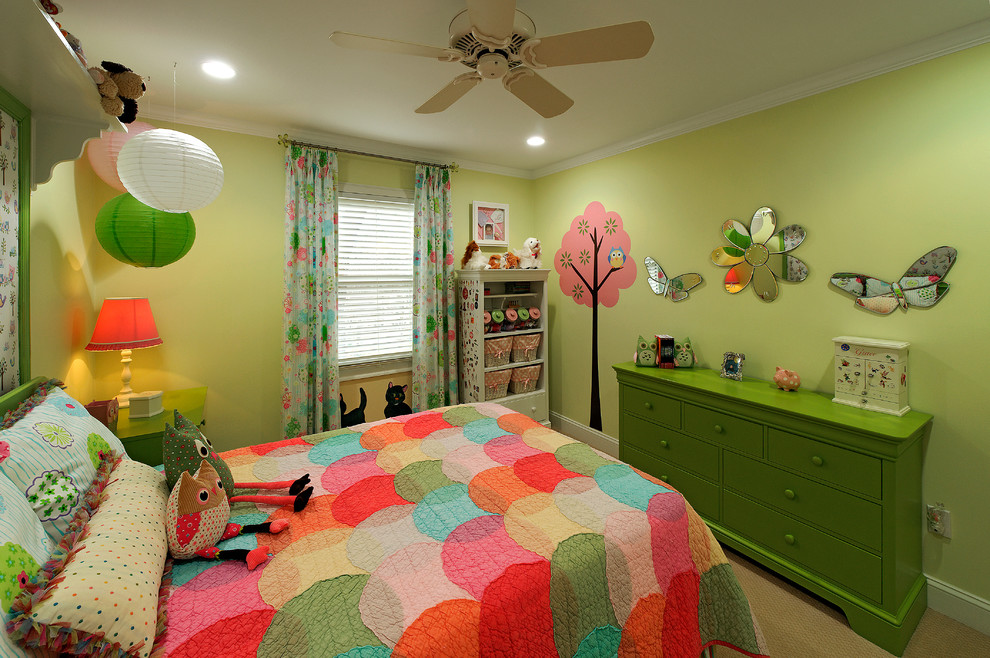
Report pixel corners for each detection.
[455,269,549,424]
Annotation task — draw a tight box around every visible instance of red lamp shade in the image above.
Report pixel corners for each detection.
[85,298,163,351]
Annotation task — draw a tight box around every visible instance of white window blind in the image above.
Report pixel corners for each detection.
[337,187,414,366]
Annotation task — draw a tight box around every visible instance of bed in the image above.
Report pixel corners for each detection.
[1,377,768,657]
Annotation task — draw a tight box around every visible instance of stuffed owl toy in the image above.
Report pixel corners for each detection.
[166,460,289,569]
[634,335,659,367]
[674,337,698,368]
[164,412,313,511]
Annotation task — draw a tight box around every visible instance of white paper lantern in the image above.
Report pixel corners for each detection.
[117,128,224,212]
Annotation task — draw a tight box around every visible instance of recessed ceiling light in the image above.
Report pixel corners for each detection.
[527,135,545,146]
[202,61,236,79]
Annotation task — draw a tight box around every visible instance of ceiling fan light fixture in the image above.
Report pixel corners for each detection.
[476,52,509,79]
[527,135,545,146]
[202,60,236,79]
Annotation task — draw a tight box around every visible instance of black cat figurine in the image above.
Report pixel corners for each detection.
[383,382,412,418]
[340,387,367,427]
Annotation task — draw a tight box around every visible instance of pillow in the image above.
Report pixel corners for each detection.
[7,456,169,658]
[0,472,56,658]
[0,383,129,544]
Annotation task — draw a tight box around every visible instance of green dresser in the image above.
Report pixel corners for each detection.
[613,362,932,655]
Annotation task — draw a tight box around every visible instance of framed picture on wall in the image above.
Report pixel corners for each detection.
[473,201,509,247]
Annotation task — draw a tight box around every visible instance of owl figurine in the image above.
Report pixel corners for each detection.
[674,337,698,368]
[634,335,659,367]
[166,460,290,570]
[609,246,626,269]
[164,412,313,512]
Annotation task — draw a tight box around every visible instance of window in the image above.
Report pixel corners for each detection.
[336,184,414,369]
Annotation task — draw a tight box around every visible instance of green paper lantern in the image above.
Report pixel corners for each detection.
[95,193,196,267]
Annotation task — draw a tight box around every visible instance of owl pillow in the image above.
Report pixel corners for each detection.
[634,335,659,367]
[674,337,698,368]
[166,460,288,570]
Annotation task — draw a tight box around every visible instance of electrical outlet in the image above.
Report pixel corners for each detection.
[927,503,952,538]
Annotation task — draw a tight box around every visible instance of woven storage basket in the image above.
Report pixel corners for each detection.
[511,333,542,362]
[484,369,512,399]
[484,336,513,367]
[509,364,542,394]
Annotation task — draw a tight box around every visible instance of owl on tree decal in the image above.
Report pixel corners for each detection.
[555,202,637,431]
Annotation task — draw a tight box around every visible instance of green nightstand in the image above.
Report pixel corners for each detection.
[115,387,208,466]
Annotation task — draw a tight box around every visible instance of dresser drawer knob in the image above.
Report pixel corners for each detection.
[784,489,796,500]
[713,424,724,433]
[784,534,796,545]
[644,401,654,410]
[659,440,668,449]
[811,455,824,467]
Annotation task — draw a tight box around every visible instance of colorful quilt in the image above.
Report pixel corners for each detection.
[161,403,768,657]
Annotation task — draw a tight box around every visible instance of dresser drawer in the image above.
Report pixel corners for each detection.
[723,491,881,603]
[622,415,718,480]
[623,444,720,520]
[723,452,881,551]
[622,386,680,428]
[683,403,763,457]
[768,429,881,499]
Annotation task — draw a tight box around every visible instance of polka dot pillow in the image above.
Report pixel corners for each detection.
[0,383,128,544]
[7,458,169,658]
[0,472,56,658]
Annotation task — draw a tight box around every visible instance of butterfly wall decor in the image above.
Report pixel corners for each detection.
[644,256,702,302]
[829,246,957,314]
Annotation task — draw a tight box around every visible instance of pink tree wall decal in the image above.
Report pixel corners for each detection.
[554,202,637,430]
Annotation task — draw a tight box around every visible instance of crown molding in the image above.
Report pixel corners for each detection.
[532,19,990,179]
[139,108,533,179]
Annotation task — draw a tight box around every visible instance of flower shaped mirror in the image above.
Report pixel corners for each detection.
[710,207,808,302]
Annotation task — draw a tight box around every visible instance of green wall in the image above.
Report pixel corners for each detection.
[533,43,990,600]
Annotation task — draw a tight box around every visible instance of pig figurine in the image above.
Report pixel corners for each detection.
[773,367,801,391]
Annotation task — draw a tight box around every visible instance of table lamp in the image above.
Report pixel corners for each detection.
[85,297,163,407]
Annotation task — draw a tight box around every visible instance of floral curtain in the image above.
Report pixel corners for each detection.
[281,146,339,438]
[411,165,458,411]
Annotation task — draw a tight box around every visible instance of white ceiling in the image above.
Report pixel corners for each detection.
[60,0,990,178]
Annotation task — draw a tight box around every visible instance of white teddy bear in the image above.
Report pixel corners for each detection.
[514,237,542,269]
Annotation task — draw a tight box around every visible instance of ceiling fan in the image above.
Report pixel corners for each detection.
[329,0,654,118]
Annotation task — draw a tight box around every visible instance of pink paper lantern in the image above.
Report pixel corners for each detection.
[86,121,155,191]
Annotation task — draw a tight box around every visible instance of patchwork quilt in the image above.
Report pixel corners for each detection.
[161,403,768,657]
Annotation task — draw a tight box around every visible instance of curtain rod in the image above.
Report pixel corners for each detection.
[277,134,458,172]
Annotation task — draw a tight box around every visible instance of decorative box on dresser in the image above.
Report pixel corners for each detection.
[456,269,549,424]
[613,362,933,656]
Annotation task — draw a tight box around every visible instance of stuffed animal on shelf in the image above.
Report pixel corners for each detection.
[514,237,543,269]
[461,241,488,270]
[503,252,520,269]
[164,412,313,512]
[91,60,146,123]
[166,460,289,570]
[487,254,503,269]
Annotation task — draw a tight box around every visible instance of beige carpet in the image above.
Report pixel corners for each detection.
[714,548,990,657]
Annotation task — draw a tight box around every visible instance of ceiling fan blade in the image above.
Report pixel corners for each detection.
[330,31,462,62]
[466,0,517,48]
[519,21,654,68]
[416,73,483,113]
[502,67,573,118]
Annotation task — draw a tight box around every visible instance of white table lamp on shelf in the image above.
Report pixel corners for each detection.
[85,297,163,408]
